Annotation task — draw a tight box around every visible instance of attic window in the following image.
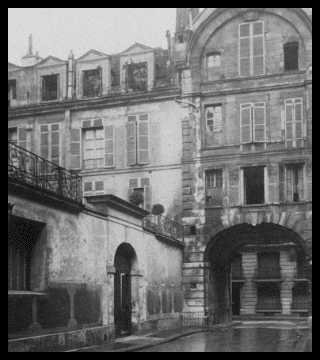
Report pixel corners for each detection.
[83,68,102,98]
[124,62,148,93]
[41,74,58,101]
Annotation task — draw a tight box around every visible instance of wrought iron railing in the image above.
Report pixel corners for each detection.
[255,267,282,280]
[8,141,82,203]
[180,311,208,327]
[143,214,184,242]
[256,300,282,311]
[232,267,245,280]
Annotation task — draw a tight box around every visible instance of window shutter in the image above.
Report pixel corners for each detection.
[105,125,114,167]
[41,77,45,101]
[298,166,304,201]
[126,120,136,165]
[144,185,151,212]
[228,169,240,206]
[239,23,251,77]
[70,128,81,169]
[253,102,266,142]
[294,99,303,139]
[94,180,104,195]
[240,104,252,144]
[279,164,285,203]
[252,22,264,76]
[138,115,149,164]
[83,181,93,196]
[40,125,49,160]
[50,124,60,166]
[285,100,294,140]
[286,167,293,201]
[18,127,27,149]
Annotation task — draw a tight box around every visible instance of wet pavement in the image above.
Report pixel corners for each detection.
[68,321,311,352]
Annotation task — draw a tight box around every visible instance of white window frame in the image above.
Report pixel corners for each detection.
[238,20,265,77]
[240,102,266,144]
[128,177,151,211]
[205,105,223,133]
[83,180,105,197]
[284,163,305,203]
[240,166,268,205]
[39,123,61,165]
[83,127,105,170]
[285,98,304,143]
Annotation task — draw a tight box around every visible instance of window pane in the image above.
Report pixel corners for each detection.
[240,23,250,37]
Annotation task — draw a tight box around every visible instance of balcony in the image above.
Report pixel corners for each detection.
[231,268,245,282]
[143,214,184,244]
[256,300,282,312]
[8,141,82,204]
[254,267,282,281]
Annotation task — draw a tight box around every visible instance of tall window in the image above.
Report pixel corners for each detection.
[240,102,266,144]
[206,169,223,205]
[83,68,102,98]
[40,124,60,165]
[126,114,149,165]
[128,178,151,211]
[83,128,104,169]
[41,74,58,101]
[285,98,303,142]
[286,164,304,202]
[8,80,16,108]
[243,166,265,205]
[284,42,299,71]
[239,21,265,77]
[206,105,222,146]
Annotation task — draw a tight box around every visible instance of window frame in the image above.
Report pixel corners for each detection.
[238,20,265,77]
[83,127,105,170]
[284,98,304,143]
[240,102,266,144]
[241,165,267,205]
[284,42,299,72]
[41,74,59,102]
[39,123,61,166]
[205,168,223,206]
[284,163,305,203]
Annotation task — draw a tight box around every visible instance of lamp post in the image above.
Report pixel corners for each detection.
[8,203,15,224]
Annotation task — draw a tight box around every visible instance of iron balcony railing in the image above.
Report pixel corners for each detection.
[256,300,282,311]
[232,267,245,280]
[8,141,82,203]
[143,214,184,243]
[291,298,309,311]
[255,267,282,280]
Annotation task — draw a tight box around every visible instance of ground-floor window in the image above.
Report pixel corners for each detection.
[292,283,309,311]
[256,283,281,311]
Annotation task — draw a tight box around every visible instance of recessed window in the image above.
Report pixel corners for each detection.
[243,166,265,205]
[83,68,102,98]
[286,164,304,202]
[41,74,58,101]
[83,128,104,169]
[125,62,148,93]
[207,53,221,68]
[240,102,266,144]
[205,105,223,146]
[178,35,184,44]
[284,42,299,72]
[206,169,223,205]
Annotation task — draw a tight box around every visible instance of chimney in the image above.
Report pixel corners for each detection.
[21,34,42,67]
[67,50,76,99]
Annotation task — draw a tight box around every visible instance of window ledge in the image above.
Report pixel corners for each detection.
[205,205,223,209]
[283,201,308,206]
[8,290,47,297]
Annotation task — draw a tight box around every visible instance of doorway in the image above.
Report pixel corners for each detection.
[114,243,138,338]
[232,284,241,316]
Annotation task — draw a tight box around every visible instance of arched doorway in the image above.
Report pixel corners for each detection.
[204,223,310,324]
[114,243,138,338]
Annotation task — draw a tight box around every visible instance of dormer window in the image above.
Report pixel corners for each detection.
[83,68,102,98]
[124,62,148,93]
[41,74,58,101]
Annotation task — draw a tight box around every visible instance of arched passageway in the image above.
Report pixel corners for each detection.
[114,243,138,337]
[204,223,310,324]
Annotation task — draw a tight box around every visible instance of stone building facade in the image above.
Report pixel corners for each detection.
[175,8,312,323]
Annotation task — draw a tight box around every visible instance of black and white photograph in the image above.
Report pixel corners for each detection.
[8,8,312,352]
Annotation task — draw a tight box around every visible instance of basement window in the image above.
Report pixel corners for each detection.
[284,42,299,72]
[83,68,102,98]
[243,166,265,205]
[41,74,58,101]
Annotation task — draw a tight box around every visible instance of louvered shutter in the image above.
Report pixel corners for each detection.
[40,125,49,160]
[94,180,104,195]
[105,125,114,167]
[279,164,285,203]
[138,115,149,164]
[252,21,264,76]
[268,164,279,204]
[239,23,251,77]
[18,127,27,149]
[253,102,266,142]
[228,169,240,206]
[285,100,294,140]
[70,128,81,169]
[83,181,93,196]
[126,119,136,165]
[294,99,303,139]
[286,167,293,201]
[144,185,151,212]
[128,178,138,200]
[240,104,252,144]
[51,124,60,166]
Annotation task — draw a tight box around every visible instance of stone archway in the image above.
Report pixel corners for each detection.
[203,222,310,324]
[114,243,139,338]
